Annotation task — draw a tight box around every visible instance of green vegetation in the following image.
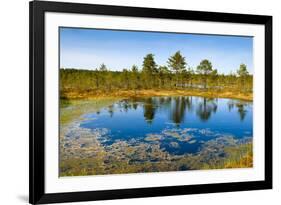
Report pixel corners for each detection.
[200,142,253,169]
[60,98,119,125]
[60,52,253,101]
[174,141,253,171]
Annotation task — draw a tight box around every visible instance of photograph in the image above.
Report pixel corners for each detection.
[28,1,273,203]
[59,27,254,177]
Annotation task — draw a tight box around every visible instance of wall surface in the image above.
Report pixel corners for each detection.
[0,0,279,204]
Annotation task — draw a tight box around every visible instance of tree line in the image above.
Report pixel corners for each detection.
[60,51,252,94]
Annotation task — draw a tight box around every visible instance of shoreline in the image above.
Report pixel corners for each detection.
[61,89,253,101]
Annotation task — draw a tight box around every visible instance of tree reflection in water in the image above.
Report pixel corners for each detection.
[142,96,197,125]
[106,96,249,124]
[236,103,247,121]
[171,97,187,125]
[143,98,156,124]
[196,98,218,122]
[108,105,114,117]
[227,100,249,121]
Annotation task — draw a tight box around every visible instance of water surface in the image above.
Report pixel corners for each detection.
[79,96,252,155]
[60,96,253,175]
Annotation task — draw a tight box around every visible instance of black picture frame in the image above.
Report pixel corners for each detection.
[29,0,272,204]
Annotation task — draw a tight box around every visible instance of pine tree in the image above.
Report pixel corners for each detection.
[237,63,249,91]
[142,54,157,88]
[196,59,213,89]
[167,51,186,87]
[131,65,139,93]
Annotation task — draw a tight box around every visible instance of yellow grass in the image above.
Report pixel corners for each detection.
[61,88,253,101]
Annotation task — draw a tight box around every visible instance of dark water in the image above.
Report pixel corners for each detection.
[79,96,252,155]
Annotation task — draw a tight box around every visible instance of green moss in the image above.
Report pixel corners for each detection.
[60,98,119,125]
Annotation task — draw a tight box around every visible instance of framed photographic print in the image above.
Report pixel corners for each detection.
[29,0,272,204]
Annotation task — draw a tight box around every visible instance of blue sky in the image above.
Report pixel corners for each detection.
[60,27,253,74]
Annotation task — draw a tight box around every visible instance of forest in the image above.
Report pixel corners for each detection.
[60,51,253,100]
